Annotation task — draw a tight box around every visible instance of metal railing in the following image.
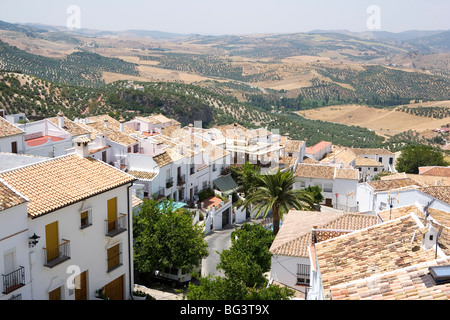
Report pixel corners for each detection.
[2,266,25,294]
[296,264,310,285]
[43,240,71,268]
[105,214,127,237]
[166,177,174,189]
[177,174,186,186]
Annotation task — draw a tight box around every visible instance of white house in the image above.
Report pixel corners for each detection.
[305,141,332,162]
[0,180,32,300]
[351,148,396,173]
[356,178,424,213]
[0,116,25,154]
[0,145,137,300]
[294,163,360,211]
[269,210,377,299]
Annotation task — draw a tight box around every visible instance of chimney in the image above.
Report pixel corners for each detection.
[74,137,90,158]
[57,111,65,128]
[234,123,237,131]
[312,226,318,244]
[188,123,193,134]
[120,119,125,132]
[193,143,199,153]
[104,119,109,129]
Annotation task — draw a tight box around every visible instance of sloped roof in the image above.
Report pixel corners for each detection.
[0,154,136,218]
[269,211,377,257]
[295,164,335,180]
[368,178,422,191]
[305,141,332,155]
[0,179,27,211]
[351,147,395,156]
[420,186,450,205]
[330,257,450,300]
[0,116,24,138]
[315,214,438,294]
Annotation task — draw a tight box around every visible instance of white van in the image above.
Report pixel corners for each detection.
[153,265,201,284]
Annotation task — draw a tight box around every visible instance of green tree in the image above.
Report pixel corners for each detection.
[184,223,294,300]
[217,224,275,287]
[133,199,208,279]
[230,162,260,198]
[395,144,449,174]
[243,169,314,235]
[303,185,324,205]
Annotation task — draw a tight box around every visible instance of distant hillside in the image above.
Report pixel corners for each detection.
[0,40,139,87]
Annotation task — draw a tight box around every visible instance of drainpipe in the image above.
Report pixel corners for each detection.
[127,183,134,300]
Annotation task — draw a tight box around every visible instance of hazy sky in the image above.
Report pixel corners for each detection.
[1,0,449,35]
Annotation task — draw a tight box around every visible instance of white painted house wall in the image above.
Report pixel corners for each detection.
[27,184,134,300]
[0,201,32,300]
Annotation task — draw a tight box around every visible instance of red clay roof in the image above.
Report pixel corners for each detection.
[305,141,332,155]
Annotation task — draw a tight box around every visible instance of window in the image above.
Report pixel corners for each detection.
[107,244,122,272]
[80,209,92,229]
[374,167,378,172]
[378,157,382,163]
[389,157,393,165]
[297,264,310,285]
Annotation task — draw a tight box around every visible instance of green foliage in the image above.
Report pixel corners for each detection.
[217,224,275,287]
[0,40,138,87]
[230,162,260,197]
[304,185,324,204]
[184,223,293,300]
[395,144,449,174]
[243,169,315,235]
[133,199,208,276]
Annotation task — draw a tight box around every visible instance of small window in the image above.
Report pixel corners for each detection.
[107,244,122,272]
[80,210,92,229]
[429,265,450,285]
[297,264,310,285]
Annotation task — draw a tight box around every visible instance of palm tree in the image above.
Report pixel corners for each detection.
[243,169,314,235]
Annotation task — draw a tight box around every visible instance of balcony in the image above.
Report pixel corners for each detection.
[166,177,174,189]
[2,266,25,294]
[177,174,186,186]
[105,214,127,237]
[44,240,71,268]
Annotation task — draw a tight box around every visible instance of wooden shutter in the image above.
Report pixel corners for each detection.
[45,222,59,261]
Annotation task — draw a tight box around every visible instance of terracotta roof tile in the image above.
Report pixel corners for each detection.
[351,148,395,156]
[305,141,332,155]
[419,186,450,205]
[368,178,422,191]
[295,164,335,180]
[0,179,27,211]
[0,154,136,218]
[0,116,24,138]
[269,211,377,257]
[315,215,439,294]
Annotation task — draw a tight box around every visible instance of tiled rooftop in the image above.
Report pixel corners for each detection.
[315,214,439,296]
[269,211,377,258]
[351,147,395,156]
[420,186,450,205]
[368,178,422,191]
[329,258,450,300]
[305,141,332,155]
[0,116,24,138]
[0,154,136,218]
[0,179,27,211]
[294,164,359,180]
[48,116,90,137]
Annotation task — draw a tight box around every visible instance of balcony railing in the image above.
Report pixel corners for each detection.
[166,177,174,189]
[177,174,186,186]
[44,240,71,268]
[2,266,25,294]
[105,214,127,237]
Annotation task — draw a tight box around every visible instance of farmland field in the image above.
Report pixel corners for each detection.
[299,102,450,137]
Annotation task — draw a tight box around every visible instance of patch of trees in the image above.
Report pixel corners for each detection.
[0,40,138,87]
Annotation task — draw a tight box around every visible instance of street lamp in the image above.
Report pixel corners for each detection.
[28,233,40,248]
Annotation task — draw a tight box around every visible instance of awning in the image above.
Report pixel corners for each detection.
[213,175,239,196]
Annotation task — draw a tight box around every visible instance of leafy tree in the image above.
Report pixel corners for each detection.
[184,223,294,300]
[303,185,324,204]
[217,224,275,287]
[395,144,449,174]
[230,162,260,198]
[243,169,314,235]
[133,199,208,279]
